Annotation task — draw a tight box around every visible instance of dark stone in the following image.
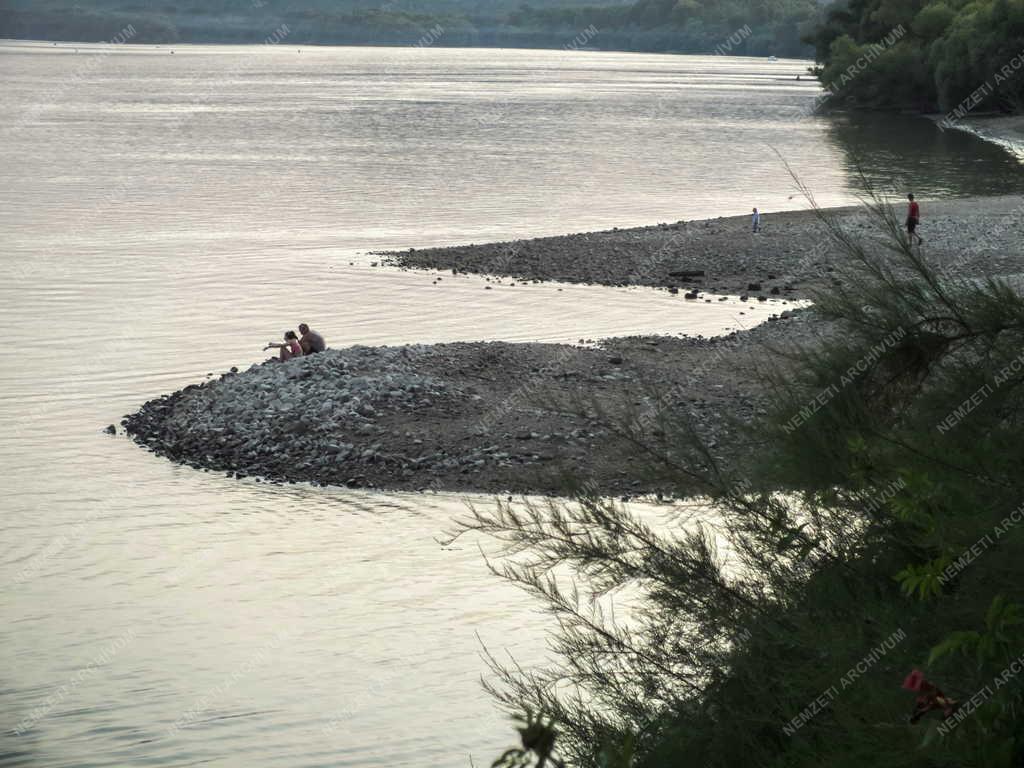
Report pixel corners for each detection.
[668,269,706,279]
[104,424,116,435]
[770,286,781,295]
[684,291,699,300]
[608,356,624,365]
[747,282,762,291]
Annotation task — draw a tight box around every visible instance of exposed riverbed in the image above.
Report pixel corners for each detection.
[387,195,1024,297]
[122,312,801,496]
[124,192,1024,497]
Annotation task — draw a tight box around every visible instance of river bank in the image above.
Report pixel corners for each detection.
[941,114,1024,160]
[383,195,1024,297]
[123,310,806,496]
[124,194,1024,495]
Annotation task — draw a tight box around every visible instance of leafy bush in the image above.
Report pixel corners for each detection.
[810,0,1024,113]
[468,194,1024,766]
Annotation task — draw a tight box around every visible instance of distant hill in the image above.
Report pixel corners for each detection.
[0,0,819,57]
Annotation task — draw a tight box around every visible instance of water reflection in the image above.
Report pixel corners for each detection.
[825,111,1024,199]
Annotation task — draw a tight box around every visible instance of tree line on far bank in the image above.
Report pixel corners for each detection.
[10,0,1024,117]
[808,0,1024,115]
[1,0,818,58]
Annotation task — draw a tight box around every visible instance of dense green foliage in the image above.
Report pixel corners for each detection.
[808,0,1024,113]
[0,0,818,56]
[464,198,1024,766]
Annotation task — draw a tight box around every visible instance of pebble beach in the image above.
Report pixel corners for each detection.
[124,194,1024,495]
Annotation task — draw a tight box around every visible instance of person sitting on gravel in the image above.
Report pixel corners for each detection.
[264,330,303,361]
[298,323,326,355]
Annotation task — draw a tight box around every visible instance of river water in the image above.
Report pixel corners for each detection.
[2,41,1023,767]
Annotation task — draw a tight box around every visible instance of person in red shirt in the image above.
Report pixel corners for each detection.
[906,193,922,245]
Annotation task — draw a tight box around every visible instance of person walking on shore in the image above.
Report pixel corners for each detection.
[752,207,761,233]
[298,323,326,355]
[906,194,922,245]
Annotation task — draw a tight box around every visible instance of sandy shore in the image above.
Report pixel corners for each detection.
[124,195,1024,495]
[383,195,1024,298]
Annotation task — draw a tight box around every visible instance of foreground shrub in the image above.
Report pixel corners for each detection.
[464,194,1024,767]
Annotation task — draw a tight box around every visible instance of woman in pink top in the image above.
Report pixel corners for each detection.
[264,330,303,361]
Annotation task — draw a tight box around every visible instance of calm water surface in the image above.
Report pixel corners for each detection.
[2,42,1023,767]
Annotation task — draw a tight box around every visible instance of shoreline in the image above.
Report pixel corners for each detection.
[0,38,811,60]
[125,195,1024,495]
[382,195,1024,300]
[937,114,1024,160]
[123,315,804,497]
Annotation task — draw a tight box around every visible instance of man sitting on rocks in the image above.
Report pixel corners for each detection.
[298,323,326,355]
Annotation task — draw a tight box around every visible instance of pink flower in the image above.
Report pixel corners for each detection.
[902,669,925,692]
[901,669,958,723]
